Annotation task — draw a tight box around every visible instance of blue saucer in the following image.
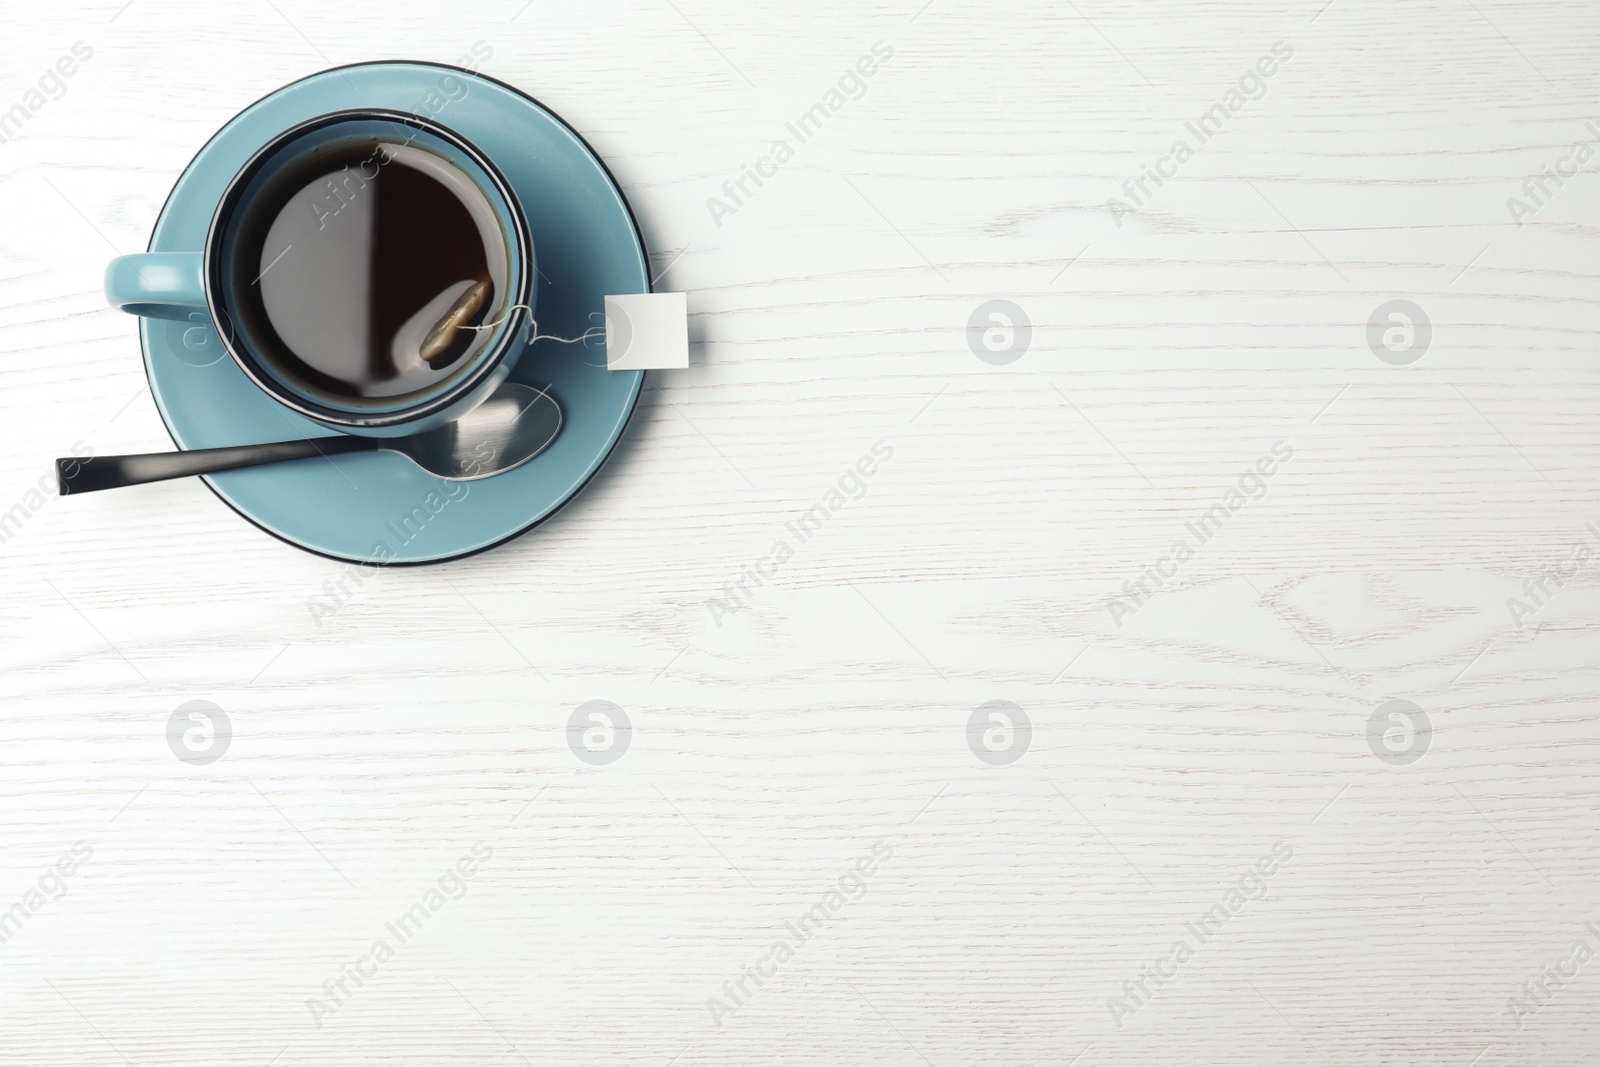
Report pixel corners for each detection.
[142,62,647,564]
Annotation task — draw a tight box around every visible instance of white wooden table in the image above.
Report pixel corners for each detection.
[4,0,1599,1063]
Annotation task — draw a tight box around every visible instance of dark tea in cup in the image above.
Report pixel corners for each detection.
[217,121,515,405]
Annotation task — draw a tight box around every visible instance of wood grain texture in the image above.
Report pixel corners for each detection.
[4,0,1600,1063]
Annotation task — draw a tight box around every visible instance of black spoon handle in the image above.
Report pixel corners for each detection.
[57,435,377,495]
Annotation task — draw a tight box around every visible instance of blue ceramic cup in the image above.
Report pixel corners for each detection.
[105,109,534,437]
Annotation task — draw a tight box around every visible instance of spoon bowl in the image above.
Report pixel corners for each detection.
[387,382,561,480]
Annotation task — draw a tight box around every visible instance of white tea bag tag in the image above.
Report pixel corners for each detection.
[604,292,688,370]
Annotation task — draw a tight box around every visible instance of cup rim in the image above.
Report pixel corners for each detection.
[203,107,533,430]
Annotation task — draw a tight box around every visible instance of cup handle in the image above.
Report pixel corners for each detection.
[105,252,206,320]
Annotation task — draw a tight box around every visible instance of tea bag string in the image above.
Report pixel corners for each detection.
[465,303,606,347]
